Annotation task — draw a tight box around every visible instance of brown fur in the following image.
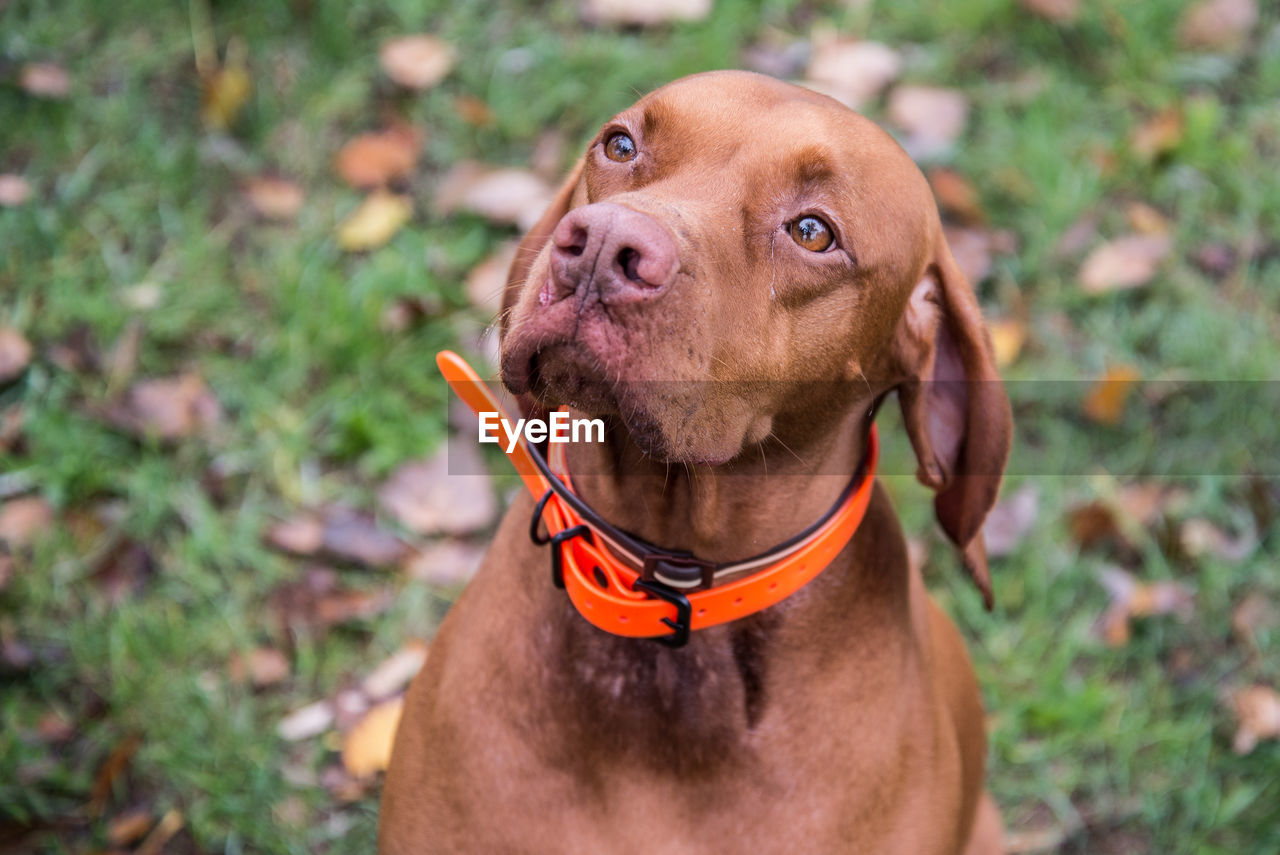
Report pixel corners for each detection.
[381,71,1012,854]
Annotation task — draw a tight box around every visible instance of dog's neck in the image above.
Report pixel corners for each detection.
[561,403,875,564]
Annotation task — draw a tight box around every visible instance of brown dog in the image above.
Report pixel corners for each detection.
[381,71,1011,854]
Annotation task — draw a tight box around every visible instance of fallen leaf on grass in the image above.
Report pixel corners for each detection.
[1131,109,1184,161]
[453,94,494,127]
[36,709,75,743]
[134,808,183,855]
[104,374,222,441]
[336,192,412,252]
[1019,0,1079,23]
[1231,685,1280,754]
[107,809,154,846]
[1097,566,1194,647]
[0,406,24,454]
[804,38,901,109]
[270,566,395,634]
[380,35,456,90]
[0,327,33,384]
[1179,517,1256,562]
[580,0,713,26]
[320,508,407,567]
[104,318,143,392]
[378,447,497,536]
[928,167,985,225]
[1083,364,1140,425]
[90,734,142,815]
[243,176,305,221]
[200,54,251,130]
[0,497,53,548]
[334,125,421,189]
[987,318,1027,368]
[982,484,1039,557]
[278,700,335,741]
[403,540,485,587]
[1125,202,1171,236]
[1079,234,1171,294]
[0,174,32,206]
[435,162,553,230]
[1179,0,1258,50]
[465,240,520,317]
[342,696,404,778]
[228,646,291,688]
[19,62,71,98]
[380,294,445,334]
[942,226,995,284]
[362,641,429,700]
[89,538,156,604]
[1232,592,1275,654]
[265,514,325,556]
[887,86,969,159]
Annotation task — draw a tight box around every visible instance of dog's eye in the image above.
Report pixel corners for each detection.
[789,216,835,252]
[604,132,637,163]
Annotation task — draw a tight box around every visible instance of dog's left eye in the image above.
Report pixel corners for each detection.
[604,132,637,162]
[789,216,835,252]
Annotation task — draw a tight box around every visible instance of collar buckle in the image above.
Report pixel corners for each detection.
[632,579,692,648]
[641,553,715,592]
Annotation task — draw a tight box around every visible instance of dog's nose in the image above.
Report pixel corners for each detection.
[549,203,678,303]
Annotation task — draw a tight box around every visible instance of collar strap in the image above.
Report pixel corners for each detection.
[437,350,878,647]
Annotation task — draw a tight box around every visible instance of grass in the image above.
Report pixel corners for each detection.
[2,0,1278,851]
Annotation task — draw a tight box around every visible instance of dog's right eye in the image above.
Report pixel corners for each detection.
[789,216,835,252]
[604,132,637,163]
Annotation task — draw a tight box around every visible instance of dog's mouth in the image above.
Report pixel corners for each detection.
[525,341,620,416]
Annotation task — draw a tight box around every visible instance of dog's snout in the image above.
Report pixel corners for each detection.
[549,203,678,302]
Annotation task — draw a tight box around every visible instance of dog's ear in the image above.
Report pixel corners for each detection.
[499,157,585,342]
[894,229,1012,609]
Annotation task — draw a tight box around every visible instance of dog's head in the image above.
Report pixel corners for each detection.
[499,71,1011,603]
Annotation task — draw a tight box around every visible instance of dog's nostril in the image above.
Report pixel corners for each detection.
[617,247,643,283]
[564,227,588,257]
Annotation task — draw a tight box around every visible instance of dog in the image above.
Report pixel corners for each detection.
[380,70,1012,854]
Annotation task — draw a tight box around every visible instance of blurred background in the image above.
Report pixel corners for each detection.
[2,0,1278,851]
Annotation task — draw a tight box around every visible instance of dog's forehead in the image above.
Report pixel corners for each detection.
[626,72,920,192]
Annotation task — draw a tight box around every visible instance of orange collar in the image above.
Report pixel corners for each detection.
[438,350,878,647]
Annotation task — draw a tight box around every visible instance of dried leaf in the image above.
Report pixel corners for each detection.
[942,226,994,285]
[265,514,325,556]
[0,406,24,455]
[0,174,32,206]
[453,94,494,126]
[1231,592,1275,652]
[379,35,456,90]
[1079,234,1171,294]
[228,646,291,688]
[243,176,305,221]
[320,508,406,567]
[200,62,251,130]
[580,0,713,26]
[361,641,429,700]
[278,700,335,741]
[0,497,53,548]
[465,241,520,317]
[1019,0,1079,23]
[1231,685,1280,754]
[988,318,1027,368]
[1191,242,1236,277]
[1180,517,1257,562]
[107,809,154,846]
[1097,566,1194,646]
[805,38,901,109]
[378,447,497,536]
[134,809,183,855]
[341,696,405,778]
[1084,364,1140,425]
[334,126,421,189]
[1067,501,1122,551]
[19,62,71,98]
[380,294,445,334]
[435,162,554,230]
[104,319,143,392]
[1179,0,1258,50]
[106,373,222,441]
[1125,202,1171,236]
[1131,109,1184,161]
[402,540,485,587]
[1053,212,1099,260]
[887,85,969,159]
[90,538,156,604]
[90,734,141,815]
[928,167,985,225]
[271,566,393,634]
[982,484,1039,558]
[0,327,34,383]
[35,709,75,743]
[336,192,412,252]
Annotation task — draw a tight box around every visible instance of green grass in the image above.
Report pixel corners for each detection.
[2,0,1278,852]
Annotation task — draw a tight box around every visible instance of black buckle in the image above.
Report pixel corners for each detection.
[547,525,591,590]
[529,489,555,545]
[632,579,692,648]
[641,554,716,592]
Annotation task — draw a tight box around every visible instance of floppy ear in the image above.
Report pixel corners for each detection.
[895,230,1012,609]
[499,157,585,342]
